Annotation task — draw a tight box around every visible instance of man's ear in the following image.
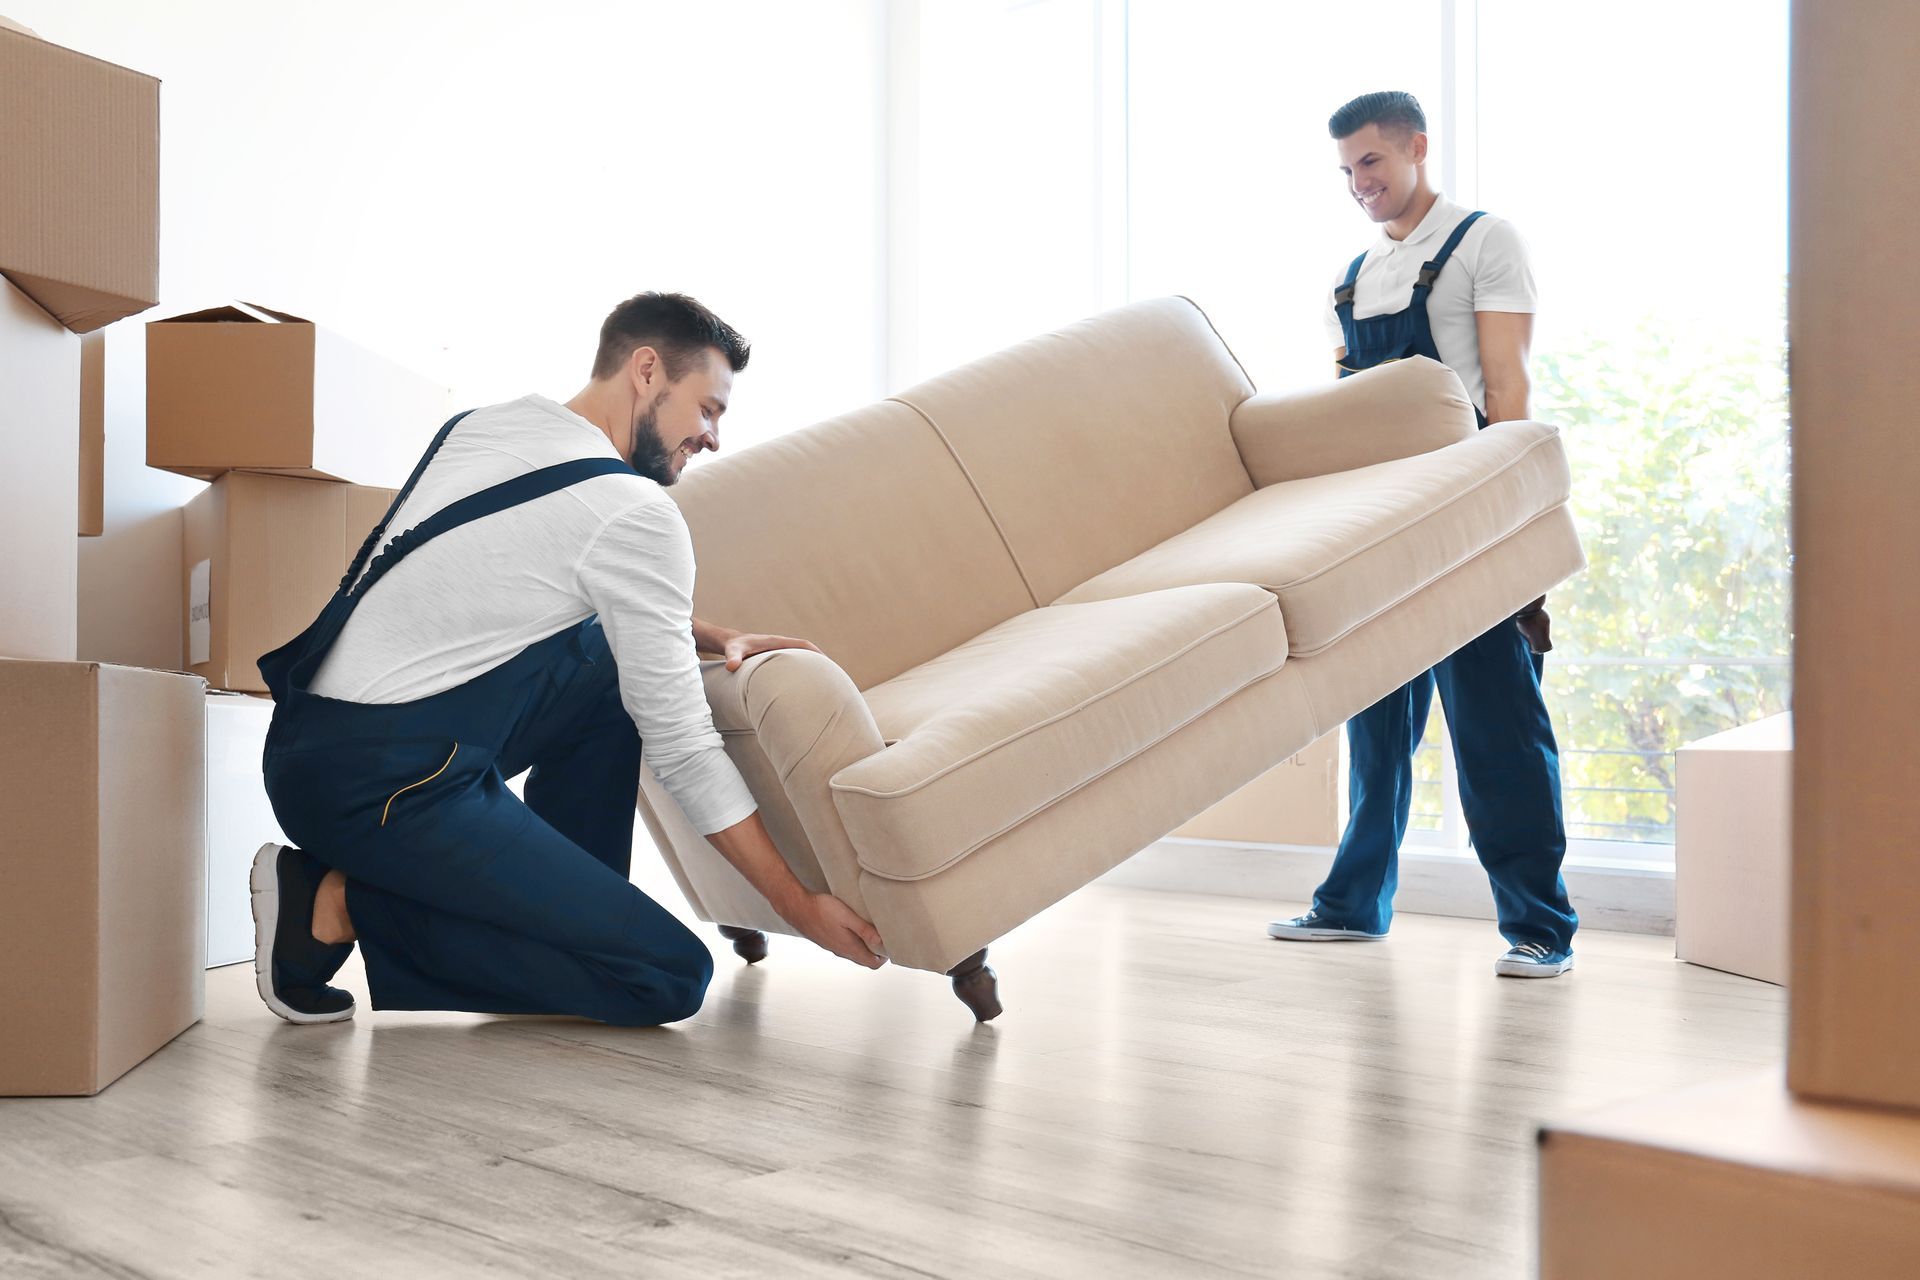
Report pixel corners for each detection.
[1410,131,1429,166]
[629,345,661,391]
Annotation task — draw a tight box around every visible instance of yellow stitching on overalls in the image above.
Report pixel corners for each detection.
[380,743,459,827]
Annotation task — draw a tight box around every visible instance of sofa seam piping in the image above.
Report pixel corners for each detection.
[1288,504,1574,659]
[888,396,1042,610]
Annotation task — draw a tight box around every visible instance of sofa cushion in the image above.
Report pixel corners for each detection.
[1055,420,1572,656]
[831,584,1285,881]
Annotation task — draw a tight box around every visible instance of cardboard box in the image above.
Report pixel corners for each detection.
[181,471,396,693]
[1674,713,1790,985]
[1173,732,1340,846]
[1538,1071,1920,1279]
[205,691,285,967]
[79,329,104,536]
[0,25,159,334]
[1789,0,1920,1111]
[0,659,207,1096]
[147,302,449,484]
[0,274,80,659]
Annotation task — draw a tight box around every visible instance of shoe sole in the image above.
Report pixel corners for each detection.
[1267,923,1387,942]
[1494,955,1576,978]
[250,842,355,1024]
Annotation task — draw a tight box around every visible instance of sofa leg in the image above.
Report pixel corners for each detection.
[947,948,1003,1022]
[717,926,768,964]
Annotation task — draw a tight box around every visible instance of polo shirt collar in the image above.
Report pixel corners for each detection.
[1377,192,1461,253]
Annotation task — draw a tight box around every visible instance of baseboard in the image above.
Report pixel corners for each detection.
[1098,838,1676,936]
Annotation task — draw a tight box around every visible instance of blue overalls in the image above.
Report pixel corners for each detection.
[258,413,715,1026]
[1319,212,1579,951]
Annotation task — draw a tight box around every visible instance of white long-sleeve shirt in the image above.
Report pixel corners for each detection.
[309,394,758,835]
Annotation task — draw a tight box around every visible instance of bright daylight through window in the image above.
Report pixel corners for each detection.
[1127,0,1790,863]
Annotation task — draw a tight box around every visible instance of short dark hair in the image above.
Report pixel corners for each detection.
[1328,91,1427,141]
[591,291,751,381]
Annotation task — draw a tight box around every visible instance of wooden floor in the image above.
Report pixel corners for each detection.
[0,881,1784,1280]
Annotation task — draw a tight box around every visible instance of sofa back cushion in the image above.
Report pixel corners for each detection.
[669,400,1035,692]
[890,297,1258,605]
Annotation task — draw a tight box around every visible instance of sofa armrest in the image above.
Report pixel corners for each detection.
[700,648,886,907]
[1229,356,1481,487]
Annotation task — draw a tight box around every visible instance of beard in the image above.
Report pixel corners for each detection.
[626,391,679,486]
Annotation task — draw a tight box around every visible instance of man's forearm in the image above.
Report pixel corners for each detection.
[1484,380,1531,425]
[704,810,810,921]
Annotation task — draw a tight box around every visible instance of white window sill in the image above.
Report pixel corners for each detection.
[1101,836,1676,936]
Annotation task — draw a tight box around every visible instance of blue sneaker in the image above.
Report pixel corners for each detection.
[1494,941,1574,978]
[1266,909,1386,942]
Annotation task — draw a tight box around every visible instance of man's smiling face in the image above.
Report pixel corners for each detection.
[1337,122,1427,226]
[626,347,731,486]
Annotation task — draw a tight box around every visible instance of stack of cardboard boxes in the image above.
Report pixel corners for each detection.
[1,21,449,1094]
[0,22,205,1098]
[153,306,447,965]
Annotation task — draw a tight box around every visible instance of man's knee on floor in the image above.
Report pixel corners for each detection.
[612,937,712,1026]
[668,947,715,1022]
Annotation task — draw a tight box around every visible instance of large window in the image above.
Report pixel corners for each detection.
[1127,0,1791,859]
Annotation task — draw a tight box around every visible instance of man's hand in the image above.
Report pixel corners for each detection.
[720,631,822,672]
[690,616,824,671]
[783,892,887,969]
[705,814,884,971]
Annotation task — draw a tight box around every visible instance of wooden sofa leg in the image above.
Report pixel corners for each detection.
[947,948,1003,1022]
[717,926,769,964]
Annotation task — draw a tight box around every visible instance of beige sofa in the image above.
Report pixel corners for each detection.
[635,297,1583,1016]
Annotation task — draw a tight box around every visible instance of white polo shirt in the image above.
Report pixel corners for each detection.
[1321,193,1537,414]
[309,395,759,836]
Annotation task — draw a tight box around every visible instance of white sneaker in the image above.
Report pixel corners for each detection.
[1266,909,1387,942]
[1494,941,1574,978]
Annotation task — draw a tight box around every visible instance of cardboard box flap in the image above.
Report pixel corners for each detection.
[161,301,310,326]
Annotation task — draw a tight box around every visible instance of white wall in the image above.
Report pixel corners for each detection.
[13,0,890,668]
[890,0,1118,385]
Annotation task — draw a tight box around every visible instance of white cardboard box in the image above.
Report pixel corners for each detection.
[1674,712,1790,985]
[205,691,285,967]
[0,275,79,659]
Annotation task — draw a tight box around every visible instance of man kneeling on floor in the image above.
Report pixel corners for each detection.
[251,291,886,1027]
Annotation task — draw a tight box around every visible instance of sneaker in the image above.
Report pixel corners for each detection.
[1266,909,1387,942]
[1494,941,1575,978]
[250,843,356,1023]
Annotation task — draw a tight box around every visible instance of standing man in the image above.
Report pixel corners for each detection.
[1266,92,1579,977]
[251,291,886,1027]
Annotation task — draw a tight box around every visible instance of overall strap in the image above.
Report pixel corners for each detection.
[340,409,477,593]
[1412,210,1487,295]
[347,457,635,603]
[1332,249,1370,316]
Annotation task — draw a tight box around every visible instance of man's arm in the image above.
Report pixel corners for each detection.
[705,811,884,966]
[692,617,822,672]
[1475,311,1534,424]
[1476,307,1554,652]
[579,501,883,969]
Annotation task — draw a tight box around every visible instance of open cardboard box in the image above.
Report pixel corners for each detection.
[147,301,450,485]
